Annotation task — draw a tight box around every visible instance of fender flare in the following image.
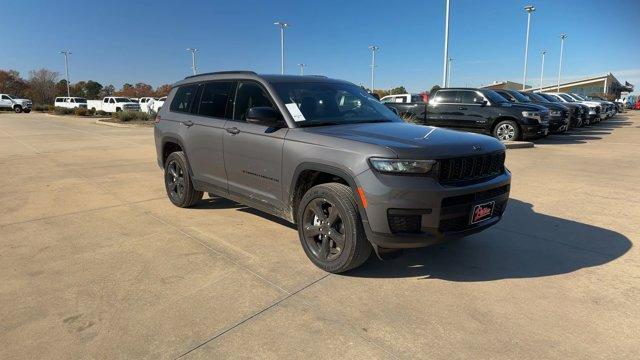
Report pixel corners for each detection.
[288,162,368,222]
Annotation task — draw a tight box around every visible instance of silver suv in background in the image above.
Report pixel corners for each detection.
[154,71,511,273]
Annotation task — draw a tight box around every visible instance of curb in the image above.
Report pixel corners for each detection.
[503,141,534,149]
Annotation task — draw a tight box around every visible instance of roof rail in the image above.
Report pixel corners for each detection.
[185,71,257,79]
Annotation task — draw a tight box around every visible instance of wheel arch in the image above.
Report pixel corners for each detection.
[288,163,366,223]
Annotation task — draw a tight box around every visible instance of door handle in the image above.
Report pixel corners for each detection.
[226,127,240,135]
[458,106,467,110]
[183,120,194,127]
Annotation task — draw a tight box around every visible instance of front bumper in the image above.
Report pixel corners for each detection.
[522,123,549,139]
[356,169,511,249]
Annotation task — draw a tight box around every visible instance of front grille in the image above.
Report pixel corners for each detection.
[438,151,505,185]
[439,185,510,232]
[388,214,421,234]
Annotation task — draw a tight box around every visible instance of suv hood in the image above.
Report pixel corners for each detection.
[509,103,549,112]
[531,101,567,111]
[301,122,505,159]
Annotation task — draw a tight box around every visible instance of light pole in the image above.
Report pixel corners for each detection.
[60,51,71,97]
[557,33,567,92]
[447,58,454,86]
[186,48,198,75]
[368,45,380,92]
[522,5,536,90]
[539,50,546,91]
[442,0,451,87]
[274,21,289,74]
[298,63,307,75]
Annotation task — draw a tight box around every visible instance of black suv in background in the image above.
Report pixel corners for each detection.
[426,88,549,141]
[537,93,589,127]
[493,89,569,133]
[525,92,584,128]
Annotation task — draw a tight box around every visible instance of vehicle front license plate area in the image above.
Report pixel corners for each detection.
[470,201,495,224]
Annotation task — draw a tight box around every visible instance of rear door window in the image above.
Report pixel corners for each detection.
[170,84,198,113]
[435,90,457,103]
[198,82,233,118]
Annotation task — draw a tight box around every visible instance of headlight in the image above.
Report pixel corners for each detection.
[369,158,435,174]
[549,110,561,117]
[521,111,541,121]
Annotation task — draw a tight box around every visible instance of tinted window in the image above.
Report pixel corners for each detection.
[494,91,513,102]
[2,95,10,100]
[435,90,457,103]
[528,93,549,102]
[198,82,233,118]
[170,84,198,113]
[481,90,509,104]
[458,90,478,103]
[272,81,398,126]
[411,95,423,103]
[233,82,274,121]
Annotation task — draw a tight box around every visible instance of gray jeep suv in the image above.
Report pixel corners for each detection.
[154,71,511,273]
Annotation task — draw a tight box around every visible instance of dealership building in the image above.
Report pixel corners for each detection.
[482,73,633,99]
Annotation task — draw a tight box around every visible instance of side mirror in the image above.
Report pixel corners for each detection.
[474,98,487,106]
[246,106,282,127]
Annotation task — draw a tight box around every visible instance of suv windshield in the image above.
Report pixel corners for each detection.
[480,89,509,104]
[559,94,576,102]
[527,93,549,102]
[115,97,132,103]
[272,81,400,126]
[509,91,532,103]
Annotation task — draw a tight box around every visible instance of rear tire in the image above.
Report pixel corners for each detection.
[297,183,372,273]
[493,120,520,141]
[164,151,203,208]
[14,106,22,113]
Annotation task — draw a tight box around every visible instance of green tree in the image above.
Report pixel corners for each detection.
[84,80,103,99]
[388,86,407,95]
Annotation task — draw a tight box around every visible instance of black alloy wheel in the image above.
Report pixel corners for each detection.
[165,159,186,203]
[302,198,346,262]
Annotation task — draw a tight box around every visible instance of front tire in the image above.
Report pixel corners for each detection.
[297,183,372,273]
[14,106,23,113]
[493,120,520,141]
[164,151,203,208]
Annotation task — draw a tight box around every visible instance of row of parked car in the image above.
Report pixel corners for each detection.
[53,96,166,113]
[381,89,619,142]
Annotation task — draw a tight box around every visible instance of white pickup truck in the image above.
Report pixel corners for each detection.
[54,97,88,109]
[87,97,141,113]
[0,94,32,113]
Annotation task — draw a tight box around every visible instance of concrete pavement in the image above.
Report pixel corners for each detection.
[1,112,638,359]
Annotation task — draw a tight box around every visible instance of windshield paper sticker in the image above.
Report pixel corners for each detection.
[286,103,306,122]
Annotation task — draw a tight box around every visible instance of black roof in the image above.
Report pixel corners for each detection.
[177,71,345,86]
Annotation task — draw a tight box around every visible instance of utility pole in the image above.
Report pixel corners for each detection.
[522,5,536,90]
[442,0,451,87]
[298,63,307,75]
[557,34,567,92]
[447,58,454,86]
[274,21,289,74]
[539,50,546,91]
[60,51,72,97]
[186,48,198,75]
[368,45,380,92]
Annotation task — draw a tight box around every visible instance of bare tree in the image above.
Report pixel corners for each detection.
[27,68,59,105]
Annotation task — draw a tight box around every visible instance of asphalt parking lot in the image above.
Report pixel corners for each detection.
[1,112,639,359]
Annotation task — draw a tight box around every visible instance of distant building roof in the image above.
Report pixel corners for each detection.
[530,73,634,93]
